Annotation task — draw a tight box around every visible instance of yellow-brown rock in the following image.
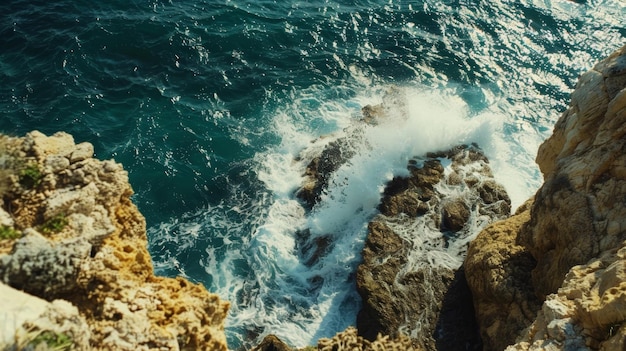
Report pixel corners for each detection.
[466,45,626,350]
[0,131,229,350]
[317,327,420,351]
[465,200,540,351]
[526,45,626,299]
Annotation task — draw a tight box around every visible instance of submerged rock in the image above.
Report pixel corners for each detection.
[466,45,626,351]
[0,131,229,350]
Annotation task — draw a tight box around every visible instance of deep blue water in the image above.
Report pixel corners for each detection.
[1,0,624,348]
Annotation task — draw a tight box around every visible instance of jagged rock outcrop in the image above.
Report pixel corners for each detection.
[356,145,510,351]
[0,131,229,350]
[291,87,511,350]
[466,45,626,350]
[296,137,356,210]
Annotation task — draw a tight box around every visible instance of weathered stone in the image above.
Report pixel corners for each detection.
[1,229,91,297]
[296,137,356,209]
[44,154,70,173]
[318,326,418,351]
[0,131,229,350]
[0,207,13,227]
[465,201,540,351]
[0,282,91,350]
[357,144,510,350]
[468,45,626,351]
[253,334,293,351]
[441,198,470,232]
[69,142,94,163]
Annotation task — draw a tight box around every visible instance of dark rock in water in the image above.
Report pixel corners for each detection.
[295,229,332,267]
[379,186,428,217]
[252,335,292,351]
[296,137,356,209]
[356,144,510,351]
[442,199,470,232]
[292,103,510,350]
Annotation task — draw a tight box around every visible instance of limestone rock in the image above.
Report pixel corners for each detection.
[357,144,510,350]
[1,229,91,296]
[466,45,626,351]
[465,200,541,351]
[69,142,94,163]
[526,45,626,298]
[318,327,419,351]
[506,243,626,351]
[0,282,91,350]
[0,131,229,350]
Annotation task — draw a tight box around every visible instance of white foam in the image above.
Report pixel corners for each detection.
[151,83,545,349]
[237,84,528,347]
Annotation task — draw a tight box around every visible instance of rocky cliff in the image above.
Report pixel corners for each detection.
[466,45,626,351]
[0,131,229,350]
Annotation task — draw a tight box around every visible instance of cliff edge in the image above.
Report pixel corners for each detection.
[0,131,229,350]
[466,45,626,350]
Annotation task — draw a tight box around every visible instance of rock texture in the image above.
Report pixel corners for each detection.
[317,327,417,351]
[356,145,510,351]
[464,200,541,351]
[466,45,626,350]
[0,131,229,350]
[291,88,511,351]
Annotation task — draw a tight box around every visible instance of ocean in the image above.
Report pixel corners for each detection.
[1,0,624,348]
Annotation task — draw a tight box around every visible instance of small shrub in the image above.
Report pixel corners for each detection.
[0,225,20,240]
[28,331,73,351]
[19,163,43,189]
[40,214,68,234]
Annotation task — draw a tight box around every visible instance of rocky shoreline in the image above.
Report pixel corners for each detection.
[1,46,625,350]
[0,132,228,350]
[466,44,626,351]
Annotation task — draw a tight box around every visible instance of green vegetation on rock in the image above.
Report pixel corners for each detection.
[19,163,43,189]
[28,331,73,351]
[0,226,20,240]
[40,214,68,234]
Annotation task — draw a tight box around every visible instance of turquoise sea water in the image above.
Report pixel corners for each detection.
[1,0,625,348]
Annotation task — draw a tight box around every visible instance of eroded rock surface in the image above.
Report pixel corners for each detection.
[318,327,418,351]
[466,45,626,350]
[357,145,510,351]
[465,200,540,351]
[0,131,229,350]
